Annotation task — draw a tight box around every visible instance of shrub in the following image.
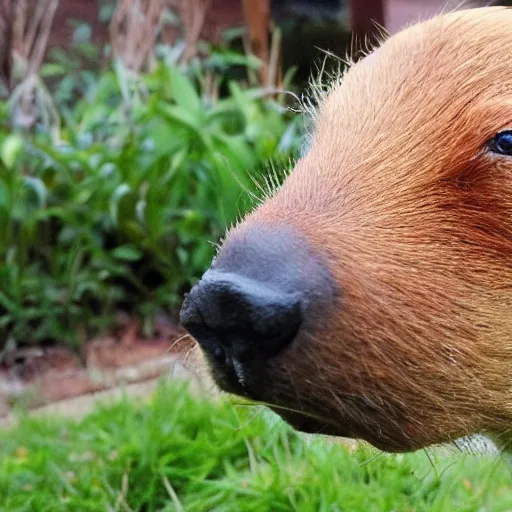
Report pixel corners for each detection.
[0,50,303,350]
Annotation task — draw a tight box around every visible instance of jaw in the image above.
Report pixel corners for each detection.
[210,370,430,452]
[273,407,427,453]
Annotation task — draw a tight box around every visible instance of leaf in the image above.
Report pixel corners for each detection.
[110,183,133,226]
[40,63,66,78]
[205,98,241,127]
[211,132,255,171]
[160,104,200,132]
[1,134,24,169]
[0,290,18,314]
[99,2,116,22]
[111,245,143,262]
[228,82,249,110]
[0,180,10,212]
[168,66,202,117]
[72,23,92,45]
[206,50,261,71]
[160,105,210,148]
[23,177,48,209]
[144,116,187,157]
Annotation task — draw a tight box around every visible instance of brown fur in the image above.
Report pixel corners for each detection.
[210,7,512,452]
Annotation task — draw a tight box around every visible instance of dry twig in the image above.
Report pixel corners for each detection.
[7,0,59,129]
[110,0,168,73]
[12,0,59,81]
[169,0,212,64]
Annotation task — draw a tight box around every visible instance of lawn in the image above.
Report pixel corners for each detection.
[0,379,510,512]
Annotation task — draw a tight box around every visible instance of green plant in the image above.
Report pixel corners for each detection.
[0,48,303,350]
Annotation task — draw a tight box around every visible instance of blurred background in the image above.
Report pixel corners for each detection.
[0,0,509,413]
[0,2,512,510]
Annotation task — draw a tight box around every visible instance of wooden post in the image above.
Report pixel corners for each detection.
[242,0,270,85]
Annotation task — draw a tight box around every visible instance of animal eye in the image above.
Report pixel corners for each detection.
[488,130,512,156]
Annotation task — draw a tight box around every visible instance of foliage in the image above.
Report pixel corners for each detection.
[0,42,303,349]
[0,380,510,511]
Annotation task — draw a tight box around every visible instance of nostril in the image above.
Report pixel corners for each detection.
[179,270,303,362]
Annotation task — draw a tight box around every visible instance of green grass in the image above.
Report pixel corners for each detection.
[0,380,510,512]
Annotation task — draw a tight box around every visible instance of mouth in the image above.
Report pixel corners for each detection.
[211,369,419,452]
[211,368,358,438]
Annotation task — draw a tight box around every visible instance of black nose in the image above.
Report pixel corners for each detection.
[180,270,302,362]
[179,223,334,394]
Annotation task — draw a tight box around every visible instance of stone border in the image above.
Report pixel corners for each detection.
[0,358,196,427]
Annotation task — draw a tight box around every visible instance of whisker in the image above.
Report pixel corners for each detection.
[182,345,198,367]
[358,451,385,467]
[230,396,331,424]
[234,406,266,431]
[436,459,459,480]
[284,366,305,414]
[166,333,193,354]
[423,449,439,477]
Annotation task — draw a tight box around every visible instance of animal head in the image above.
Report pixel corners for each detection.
[180,7,512,453]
